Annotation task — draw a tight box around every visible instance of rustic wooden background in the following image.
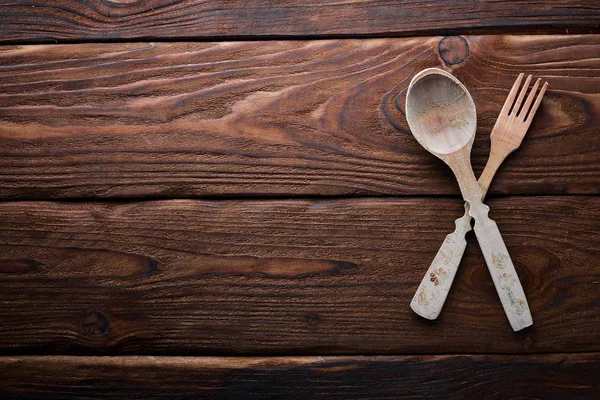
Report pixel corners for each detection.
[0,1,599,398]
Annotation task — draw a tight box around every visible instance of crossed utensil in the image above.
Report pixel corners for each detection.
[405,69,548,331]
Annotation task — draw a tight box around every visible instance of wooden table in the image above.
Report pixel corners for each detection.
[0,1,599,398]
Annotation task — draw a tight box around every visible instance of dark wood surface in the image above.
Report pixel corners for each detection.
[1,35,599,199]
[1,354,599,399]
[1,2,599,397]
[1,197,598,355]
[1,1,600,44]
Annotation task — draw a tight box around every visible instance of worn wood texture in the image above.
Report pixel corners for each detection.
[1,1,600,43]
[0,35,599,199]
[0,197,598,355]
[1,354,599,399]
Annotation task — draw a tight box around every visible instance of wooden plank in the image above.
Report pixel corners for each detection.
[1,354,598,399]
[0,35,599,199]
[1,1,599,43]
[0,197,598,355]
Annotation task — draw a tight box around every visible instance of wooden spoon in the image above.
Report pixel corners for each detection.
[405,68,532,331]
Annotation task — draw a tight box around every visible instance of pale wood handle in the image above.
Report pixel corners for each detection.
[460,158,532,331]
[410,212,470,319]
[470,204,533,331]
[411,154,504,319]
[433,151,531,330]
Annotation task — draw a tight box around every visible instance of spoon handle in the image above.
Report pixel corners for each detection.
[458,164,532,331]
[469,204,533,331]
[449,153,531,331]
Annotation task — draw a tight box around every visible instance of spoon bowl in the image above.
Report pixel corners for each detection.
[406,68,477,156]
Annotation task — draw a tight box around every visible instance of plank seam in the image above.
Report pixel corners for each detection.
[1,26,599,46]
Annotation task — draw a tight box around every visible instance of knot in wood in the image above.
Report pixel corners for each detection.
[523,336,534,349]
[81,311,109,335]
[438,36,470,66]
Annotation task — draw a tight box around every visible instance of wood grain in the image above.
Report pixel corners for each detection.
[1,354,598,399]
[1,1,599,43]
[0,35,599,199]
[0,197,598,355]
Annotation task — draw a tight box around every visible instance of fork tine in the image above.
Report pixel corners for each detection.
[501,73,524,115]
[525,81,548,124]
[510,74,532,116]
[518,78,541,120]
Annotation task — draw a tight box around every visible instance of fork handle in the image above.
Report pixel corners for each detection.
[410,211,470,319]
[478,136,513,194]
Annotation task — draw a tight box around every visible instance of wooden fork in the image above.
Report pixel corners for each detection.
[411,73,548,321]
